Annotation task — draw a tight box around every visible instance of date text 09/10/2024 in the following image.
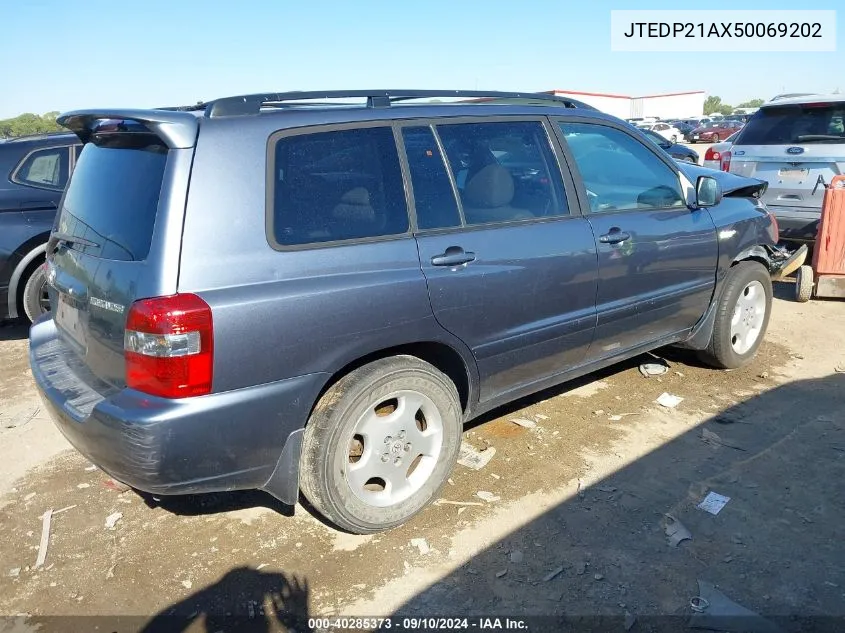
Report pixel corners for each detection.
[307,617,528,630]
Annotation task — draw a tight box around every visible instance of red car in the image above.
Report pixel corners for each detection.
[687,120,744,143]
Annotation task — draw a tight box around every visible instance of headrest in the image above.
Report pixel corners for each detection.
[333,187,375,222]
[463,164,514,208]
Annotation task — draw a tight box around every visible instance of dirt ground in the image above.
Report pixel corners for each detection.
[0,281,843,633]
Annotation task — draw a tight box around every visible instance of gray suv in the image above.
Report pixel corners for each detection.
[727,94,845,243]
[31,90,785,533]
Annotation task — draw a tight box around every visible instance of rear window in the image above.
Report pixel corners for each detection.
[56,132,167,261]
[270,126,409,248]
[736,103,845,145]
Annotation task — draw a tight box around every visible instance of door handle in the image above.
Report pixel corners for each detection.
[431,246,476,267]
[599,228,631,245]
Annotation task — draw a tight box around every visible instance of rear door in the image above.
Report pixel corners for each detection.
[47,119,192,387]
[730,101,845,225]
[555,119,718,358]
[402,118,598,402]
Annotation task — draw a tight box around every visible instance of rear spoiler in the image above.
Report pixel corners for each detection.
[56,109,199,149]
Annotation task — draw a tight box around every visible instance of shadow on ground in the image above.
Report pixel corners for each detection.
[392,373,845,632]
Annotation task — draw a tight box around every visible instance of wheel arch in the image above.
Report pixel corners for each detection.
[7,240,48,320]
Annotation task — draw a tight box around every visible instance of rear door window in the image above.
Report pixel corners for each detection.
[435,121,568,226]
[270,126,409,247]
[737,102,845,145]
[56,133,167,261]
[13,146,70,190]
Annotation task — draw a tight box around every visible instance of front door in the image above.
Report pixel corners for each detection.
[555,120,718,359]
[400,119,599,402]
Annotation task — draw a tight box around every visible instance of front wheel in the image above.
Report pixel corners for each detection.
[699,262,772,369]
[22,263,50,323]
[300,355,462,534]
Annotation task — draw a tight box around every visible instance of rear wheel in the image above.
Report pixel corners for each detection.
[699,262,772,369]
[794,265,814,303]
[22,262,50,323]
[300,355,462,534]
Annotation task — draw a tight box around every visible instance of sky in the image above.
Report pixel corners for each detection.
[1,0,843,118]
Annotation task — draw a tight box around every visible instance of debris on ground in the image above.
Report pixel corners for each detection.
[509,550,524,563]
[77,483,90,489]
[104,512,123,530]
[594,573,604,581]
[689,580,783,633]
[53,505,77,516]
[597,485,617,493]
[535,414,549,420]
[8,568,21,578]
[576,562,587,575]
[475,491,500,503]
[701,428,747,451]
[434,499,483,507]
[639,361,669,377]
[495,569,507,578]
[181,579,193,590]
[656,393,684,408]
[835,365,845,373]
[84,465,98,472]
[608,413,638,422]
[106,564,116,579]
[410,538,431,556]
[457,443,496,470]
[23,492,36,502]
[510,418,536,429]
[103,479,131,493]
[34,509,52,569]
[663,514,692,547]
[543,566,564,582]
[697,492,731,516]
[577,479,585,500]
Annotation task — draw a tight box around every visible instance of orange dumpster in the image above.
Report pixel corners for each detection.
[795,175,845,301]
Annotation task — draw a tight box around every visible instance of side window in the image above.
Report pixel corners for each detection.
[558,122,685,213]
[14,147,69,190]
[270,127,409,247]
[401,126,462,230]
[436,121,568,226]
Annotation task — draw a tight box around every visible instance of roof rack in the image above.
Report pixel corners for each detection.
[180,90,597,118]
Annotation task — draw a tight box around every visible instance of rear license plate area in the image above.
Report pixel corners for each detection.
[56,294,86,351]
[778,167,810,180]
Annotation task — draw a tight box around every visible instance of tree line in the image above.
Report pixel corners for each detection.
[704,96,764,116]
[0,112,64,139]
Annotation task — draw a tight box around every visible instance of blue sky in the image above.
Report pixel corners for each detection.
[1,0,842,118]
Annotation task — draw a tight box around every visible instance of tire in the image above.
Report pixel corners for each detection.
[794,265,814,303]
[22,262,50,323]
[671,135,678,143]
[712,134,720,143]
[699,261,772,369]
[300,355,462,534]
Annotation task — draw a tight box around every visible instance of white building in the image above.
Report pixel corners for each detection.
[544,89,706,120]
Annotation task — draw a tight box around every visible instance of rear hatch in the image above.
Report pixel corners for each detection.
[728,101,845,211]
[47,114,196,388]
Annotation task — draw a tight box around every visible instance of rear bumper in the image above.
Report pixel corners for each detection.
[29,317,327,503]
[767,205,820,242]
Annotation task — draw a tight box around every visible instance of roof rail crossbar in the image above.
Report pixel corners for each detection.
[200,90,597,117]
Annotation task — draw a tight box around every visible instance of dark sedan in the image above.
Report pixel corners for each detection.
[640,128,699,163]
[688,120,744,143]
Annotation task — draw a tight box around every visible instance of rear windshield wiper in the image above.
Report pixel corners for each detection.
[794,134,845,142]
[49,232,101,252]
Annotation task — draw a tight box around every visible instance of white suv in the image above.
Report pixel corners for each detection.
[727,95,845,243]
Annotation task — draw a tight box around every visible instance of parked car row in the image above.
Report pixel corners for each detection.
[29,89,788,533]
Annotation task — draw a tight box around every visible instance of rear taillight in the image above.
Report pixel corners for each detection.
[124,293,213,398]
[704,147,721,162]
[720,150,731,172]
[768,211,780,242]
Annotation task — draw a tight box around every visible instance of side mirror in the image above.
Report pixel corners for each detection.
[695,175,722,207]
[659,140,672,149]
